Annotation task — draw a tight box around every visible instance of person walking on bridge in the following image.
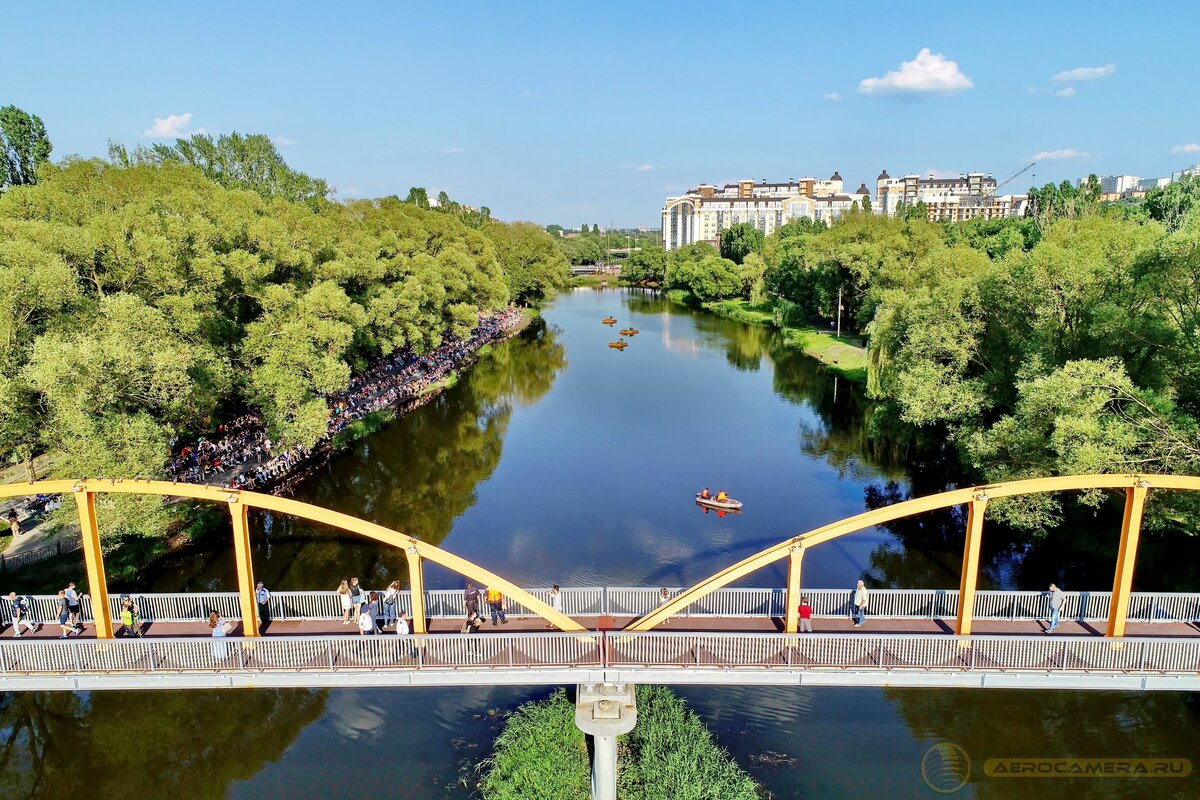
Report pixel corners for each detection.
[853,580,869,627]
[6,591,38,637]
[1046,583,1065,634]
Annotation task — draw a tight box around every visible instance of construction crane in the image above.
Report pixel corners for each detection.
[989,161,1037,196]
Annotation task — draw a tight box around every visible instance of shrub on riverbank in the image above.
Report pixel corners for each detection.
[478,687,762,800]
[477,689,591,800]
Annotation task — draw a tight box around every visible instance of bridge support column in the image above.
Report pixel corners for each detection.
[73,489,113,639]
[406,546,427,635]
[576,683,637,800]
[784,545,805,634]
[955,494,988,637]
[1107,484,1148,638]
[228,499,260,637]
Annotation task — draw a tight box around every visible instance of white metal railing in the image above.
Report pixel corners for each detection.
[2,588,1198,626]
[0,631,1196,677]
[0,632,603,674]
[606,632,1200,674]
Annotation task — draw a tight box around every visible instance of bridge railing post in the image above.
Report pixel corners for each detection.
[73,488,114,639]
[955,495,989,637]
[227,498,260,637]
[406,546,427,635]
[1107,483,1149,637]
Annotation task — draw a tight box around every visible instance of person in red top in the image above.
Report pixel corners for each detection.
[798,596,813,633]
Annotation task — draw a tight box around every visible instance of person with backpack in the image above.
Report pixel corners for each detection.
[382,580,401,629]
[485,586,508,626]
[6,591,38,637]
[348,577,365,623]
[464,581,481,617]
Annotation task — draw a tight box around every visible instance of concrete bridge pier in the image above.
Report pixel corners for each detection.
[575,683,637,800]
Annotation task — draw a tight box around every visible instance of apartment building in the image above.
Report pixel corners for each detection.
[661,173,869,250]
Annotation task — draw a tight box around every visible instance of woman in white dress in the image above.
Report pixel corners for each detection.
[209,611,229,661]
[337,580,352,624]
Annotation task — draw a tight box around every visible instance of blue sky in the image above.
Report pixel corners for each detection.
[3,2,1198,227]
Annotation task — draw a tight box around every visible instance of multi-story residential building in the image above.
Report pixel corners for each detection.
[1138,177,1172,191]
[874,170,1026,222]
[1088,174,1142,194]
[661,173,869,250]
[1171,164,1200,182]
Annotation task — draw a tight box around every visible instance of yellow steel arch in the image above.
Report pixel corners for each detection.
[627,474,1200,637]
[0,479,586,638]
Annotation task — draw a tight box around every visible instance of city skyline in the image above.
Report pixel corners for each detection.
[3,1,1198,226]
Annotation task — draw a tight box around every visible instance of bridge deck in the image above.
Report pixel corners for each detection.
[9,615,1199,640]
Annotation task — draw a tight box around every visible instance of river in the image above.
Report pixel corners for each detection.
[4,288,1197,799]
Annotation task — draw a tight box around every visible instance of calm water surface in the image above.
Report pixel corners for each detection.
[6,289,1197,799]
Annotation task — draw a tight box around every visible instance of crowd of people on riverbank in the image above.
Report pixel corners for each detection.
[166,309,523,491]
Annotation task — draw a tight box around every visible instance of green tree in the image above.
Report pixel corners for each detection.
[718,222,765,264]
[111,132,330,205]
[483,221,569,305]
[1144,175,1200,232]
[0,105,53,187]
[404,186,430,209]
[620,246,667,286]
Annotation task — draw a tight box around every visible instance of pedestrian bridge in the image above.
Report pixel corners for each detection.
[3,586,1198,691]
[1,475,1198,691]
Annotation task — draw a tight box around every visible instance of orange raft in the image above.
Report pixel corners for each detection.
[602,317,618,325]
[619,328,640,336]
[608,340,629,349]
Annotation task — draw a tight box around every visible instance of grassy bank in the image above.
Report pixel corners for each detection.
[674,293,868,382]
[568,272,616,288]
[477,687,761,800]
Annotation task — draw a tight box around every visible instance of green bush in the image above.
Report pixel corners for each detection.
[479,687,761,800]
[478,689,591,800]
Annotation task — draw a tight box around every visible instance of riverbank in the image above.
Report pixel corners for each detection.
[664,290,868,381]
[1,309,532,583]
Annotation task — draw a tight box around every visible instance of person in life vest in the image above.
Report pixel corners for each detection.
[698,488,711,500]
[715,490,728,503]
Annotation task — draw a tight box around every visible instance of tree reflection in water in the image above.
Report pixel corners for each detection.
[139,319,566,592]
[0,689,325,799]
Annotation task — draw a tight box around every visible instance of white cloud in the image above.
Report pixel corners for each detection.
[823,92,841,102]
[634,164,655,173]
[1031,148,1090,160]
[924,168,961,179]
[274,136,298,146]
[337,186,360,196]
[1053,64,1115,81]
[1054,87,1076,98]
[858,48,974,95]
[143,112,195,138]
[1171,143,1200,154]
[438,146,464,155]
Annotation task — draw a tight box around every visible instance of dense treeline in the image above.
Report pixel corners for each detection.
[0,132,567,540]
[624,178,1200,532]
